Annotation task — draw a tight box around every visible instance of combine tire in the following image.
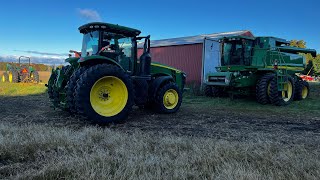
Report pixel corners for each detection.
[154,82,182,113]
[8,71,19,83]
[256,73,275,104]
[204,85,213,97]
[270,76,294,106]
[74,64,134,124]
[204,85,223,97]
[1,72,8,82]
[294,80,309,100]
[66,67,88,113]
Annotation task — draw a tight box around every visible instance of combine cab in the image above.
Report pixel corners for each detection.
[47,22,186,124]
[204,36,317,105]
[1,56,40,83]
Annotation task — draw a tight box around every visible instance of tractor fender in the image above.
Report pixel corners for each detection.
[78,55,124,71]
[149,76,174,99]
[65,57,80,66]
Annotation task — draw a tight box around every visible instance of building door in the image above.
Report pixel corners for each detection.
[202,38,220,84]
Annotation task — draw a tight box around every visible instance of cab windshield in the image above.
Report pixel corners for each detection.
[221,40,253,66]
[81,31,99,57]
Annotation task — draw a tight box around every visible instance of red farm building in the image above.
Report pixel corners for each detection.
[138,30,254,85]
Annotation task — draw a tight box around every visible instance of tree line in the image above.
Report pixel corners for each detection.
[0,62,53,71]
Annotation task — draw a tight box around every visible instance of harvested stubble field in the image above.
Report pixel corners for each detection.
[0,82,320,179]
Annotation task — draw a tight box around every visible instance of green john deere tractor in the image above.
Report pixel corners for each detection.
[47,22,186,124]
[1,56,40,83]
[204,36,317,106]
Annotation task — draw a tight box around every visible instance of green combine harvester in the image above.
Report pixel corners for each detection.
[47,22,186,124]
[204,36,317,106]
[1,56,39,83]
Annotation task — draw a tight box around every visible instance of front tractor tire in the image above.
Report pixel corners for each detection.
[2,72,9,82]
[256,73,275,105]
[74,64,134,124]
[154,82,182,113]
[294,80,310,100]
[270,76,295,106]
[47,71,57,99]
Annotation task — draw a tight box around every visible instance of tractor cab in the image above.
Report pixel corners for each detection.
[18,56,31,74]
[80,30,132,60]
[78,22,151,75]
[220,36,255,67]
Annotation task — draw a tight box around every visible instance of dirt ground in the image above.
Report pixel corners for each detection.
[1,91,319,147]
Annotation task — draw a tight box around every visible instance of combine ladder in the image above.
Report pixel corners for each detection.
[269,48,288,92]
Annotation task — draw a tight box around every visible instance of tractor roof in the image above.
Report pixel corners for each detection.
[78,22,141,37]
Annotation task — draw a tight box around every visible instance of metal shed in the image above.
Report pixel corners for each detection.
[138,30,254,85]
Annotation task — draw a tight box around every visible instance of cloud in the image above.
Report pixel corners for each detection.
[14,50,69,57]
[77,8,102,21]
[0,55,66,65]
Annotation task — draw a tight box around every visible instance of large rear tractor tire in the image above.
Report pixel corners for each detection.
[31,71,40,83]
[294,80,309,100]
[270,76,295,106]
[8,71,19,83]
[74,64,134,124]
[256,73,275,105]
[1,72,9,82]
[154,82,182,113]
[66,67,88,113]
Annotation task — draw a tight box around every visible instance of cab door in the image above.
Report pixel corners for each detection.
[202,38,221,84]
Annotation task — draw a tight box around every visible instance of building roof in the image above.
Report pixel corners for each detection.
[139,30,253,48]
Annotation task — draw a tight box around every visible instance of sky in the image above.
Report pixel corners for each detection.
[0,0,319,65]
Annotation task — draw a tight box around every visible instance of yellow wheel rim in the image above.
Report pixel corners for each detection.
[281,81,293,102]
[9,73,13,83]
[90,76,128,117]
[30,73,34,78]
[1,75,4,82]
[163,89,179,109]
[301,86,308,99]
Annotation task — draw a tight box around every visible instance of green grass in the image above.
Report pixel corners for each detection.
[0,82,47,96]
